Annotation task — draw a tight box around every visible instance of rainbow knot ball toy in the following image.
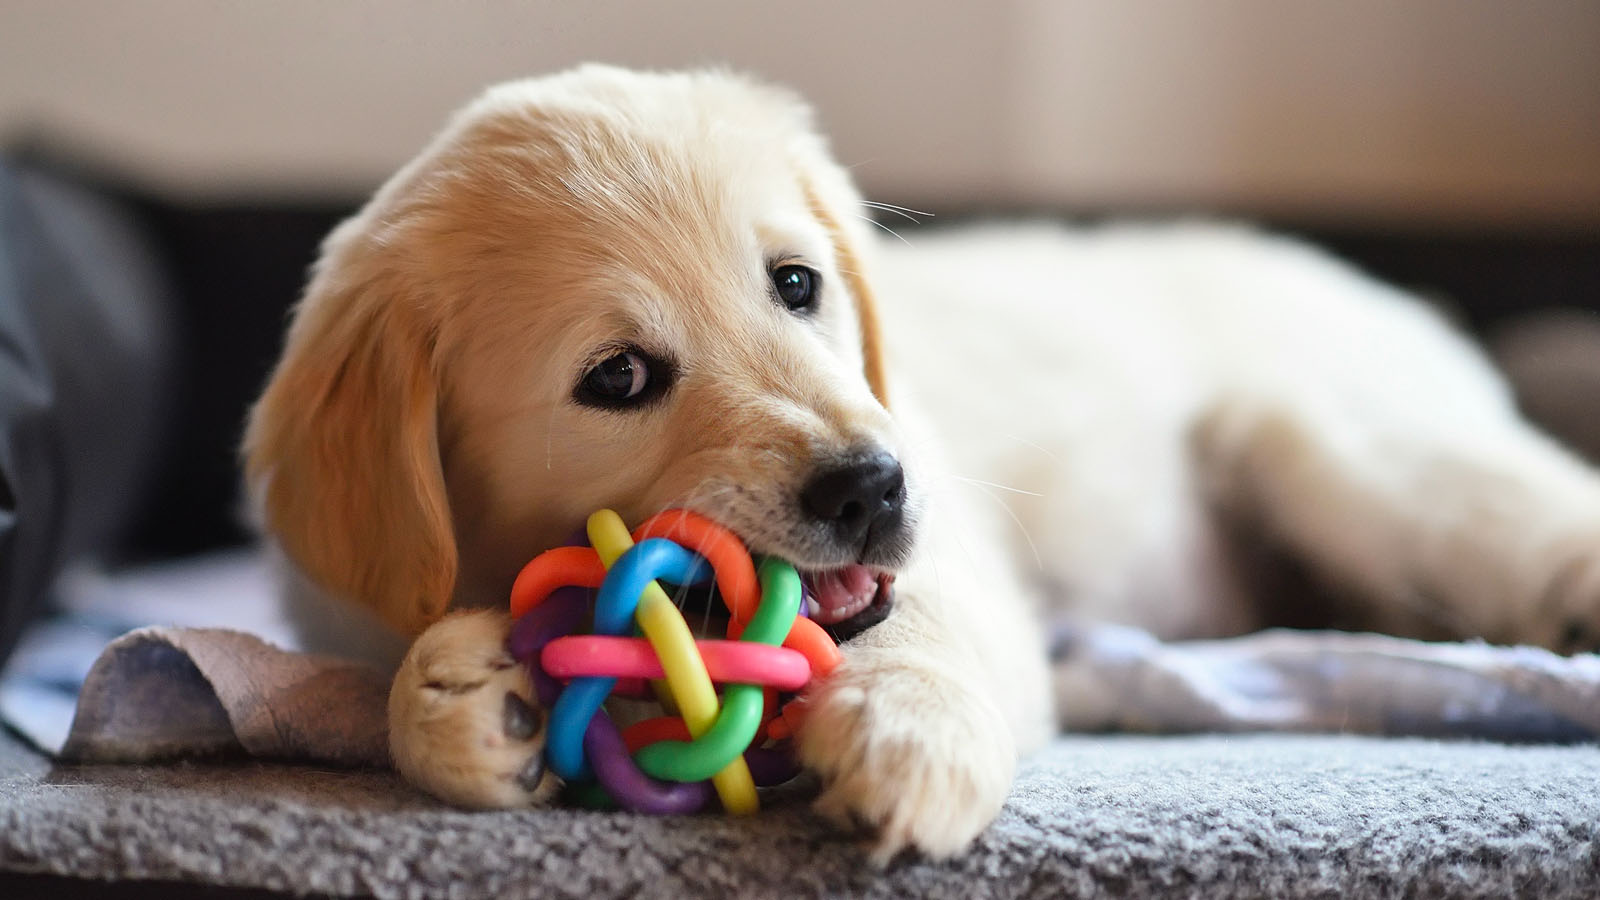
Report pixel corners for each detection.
[506,508,841,814]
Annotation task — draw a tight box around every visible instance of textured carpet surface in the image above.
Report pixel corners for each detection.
[5,729,1599,899]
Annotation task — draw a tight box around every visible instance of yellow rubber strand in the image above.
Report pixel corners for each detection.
[586,509,759,814]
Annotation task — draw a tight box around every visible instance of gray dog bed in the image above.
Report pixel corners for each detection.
[7,553,1600,898]
[5,726,1599,898]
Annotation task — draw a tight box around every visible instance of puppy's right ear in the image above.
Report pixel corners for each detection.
[244,225,456,636]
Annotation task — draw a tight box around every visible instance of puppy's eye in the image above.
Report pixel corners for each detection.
[575,350,666,409]
[772,265,820,313]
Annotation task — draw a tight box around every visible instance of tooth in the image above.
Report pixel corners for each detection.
[805,597,821,617]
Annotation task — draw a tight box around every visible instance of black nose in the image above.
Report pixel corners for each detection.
[800,451,906,551]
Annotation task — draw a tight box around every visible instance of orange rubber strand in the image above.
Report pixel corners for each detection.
[783,619,841,677]
[508,545,607,618]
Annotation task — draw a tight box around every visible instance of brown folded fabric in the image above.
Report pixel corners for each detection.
[60,626,390,768]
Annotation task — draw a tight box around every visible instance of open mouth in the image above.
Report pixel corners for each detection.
[564,514,899,643]
[802,565,896,641]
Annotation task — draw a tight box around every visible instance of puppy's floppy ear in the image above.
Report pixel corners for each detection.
[243,226,456,636]
[796,161,891,409]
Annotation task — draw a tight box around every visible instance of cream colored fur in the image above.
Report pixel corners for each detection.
[245,65,1600,864]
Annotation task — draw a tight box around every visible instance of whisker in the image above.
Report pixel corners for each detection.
[862,199,934,218]
[854,214,913,247]
[923,546,945,611]
[953,475,1044,498]
[545,405,558,471]
[963,480,1045,572]
[860,202,925,225]
[993,430,1061,462]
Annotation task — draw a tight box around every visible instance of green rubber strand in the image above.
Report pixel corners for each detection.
[632,558,802,782]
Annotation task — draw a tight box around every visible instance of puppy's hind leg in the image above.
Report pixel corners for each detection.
[1193,378,1600,653]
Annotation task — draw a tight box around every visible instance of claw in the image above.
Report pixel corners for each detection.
[502,692,543,741]
[516,752,548,792]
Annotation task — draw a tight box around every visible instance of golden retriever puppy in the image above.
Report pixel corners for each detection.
[246,65,1600,862]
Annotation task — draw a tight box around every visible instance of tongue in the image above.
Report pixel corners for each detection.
[808,565,880,624]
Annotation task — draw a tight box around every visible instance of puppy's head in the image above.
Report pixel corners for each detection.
[245,65,916,636]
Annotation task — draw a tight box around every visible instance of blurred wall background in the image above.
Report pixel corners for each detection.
[2,0,1597,231]
[1,0,1596,561]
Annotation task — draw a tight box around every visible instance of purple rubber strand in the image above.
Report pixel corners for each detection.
[509,586,589,706]
[744,745,801,786]
[506,530,597,700]
[585,714,712,814]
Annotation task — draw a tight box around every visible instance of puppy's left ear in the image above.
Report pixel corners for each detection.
[795,155,891,409]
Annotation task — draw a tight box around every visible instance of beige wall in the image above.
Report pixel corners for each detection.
[2,0,1596,229]
[1012,1,1600,227]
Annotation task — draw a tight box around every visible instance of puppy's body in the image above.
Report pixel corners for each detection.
[249,66,1600,863]
[888,222,1600,652]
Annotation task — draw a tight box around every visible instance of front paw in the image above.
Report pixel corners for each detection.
[388,609,560,807]
[797,648,1016,864]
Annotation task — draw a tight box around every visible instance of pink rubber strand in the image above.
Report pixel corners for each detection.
[542,636,811,691]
